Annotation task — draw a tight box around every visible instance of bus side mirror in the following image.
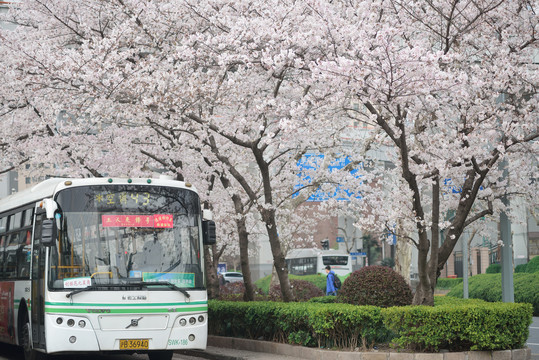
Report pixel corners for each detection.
[42,219,57,247]
[202,220,216,245]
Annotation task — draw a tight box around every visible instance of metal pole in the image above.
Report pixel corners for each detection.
[462,234,469,299]
[499,152,514,303]
[500,208,514,302]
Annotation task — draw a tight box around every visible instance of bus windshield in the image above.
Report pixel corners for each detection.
[49,185,203,290]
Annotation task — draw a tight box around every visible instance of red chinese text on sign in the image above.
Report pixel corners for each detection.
[101,215,173,228]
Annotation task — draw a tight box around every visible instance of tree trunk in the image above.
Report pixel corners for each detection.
[394,224,412,286]
[237,216,255,301]
[220,174,256,301]
[263,208,295,302]
[413,228,434,305]
[252,146,295,302]
[204,244,220,300]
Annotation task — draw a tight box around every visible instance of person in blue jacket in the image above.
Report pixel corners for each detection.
[325,265,337,296]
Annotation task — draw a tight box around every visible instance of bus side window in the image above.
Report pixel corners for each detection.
[23,209,33,227]
[17,230,32,278]
[0,235,5,278]
[6,233,19,278]
[8,213,22,231]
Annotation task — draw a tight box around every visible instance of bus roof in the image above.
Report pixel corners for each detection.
[0,177,197,214]
[286,248,349,259]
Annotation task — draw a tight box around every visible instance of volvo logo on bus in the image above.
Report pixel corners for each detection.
[126,317,143,329]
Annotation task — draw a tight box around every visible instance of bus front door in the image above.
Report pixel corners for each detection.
[30,211,46,351]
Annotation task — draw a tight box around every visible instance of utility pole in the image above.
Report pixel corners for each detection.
[462,233,469,299]
[500,206,514,302]
[500,157,514,303]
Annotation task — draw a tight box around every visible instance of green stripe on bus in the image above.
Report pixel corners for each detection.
[44,306,208,314]
[45,301,207,307]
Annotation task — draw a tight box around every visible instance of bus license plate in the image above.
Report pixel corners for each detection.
[119,339,149,350]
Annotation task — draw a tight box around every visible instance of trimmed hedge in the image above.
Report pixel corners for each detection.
[208,300,388,349]
[447,272,539,315]
[208,299,532,352]
[382,302,532,352]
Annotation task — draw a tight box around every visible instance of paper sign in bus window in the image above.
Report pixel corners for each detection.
[64,277,92,289]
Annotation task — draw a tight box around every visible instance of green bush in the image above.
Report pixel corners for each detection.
[447,272,539,315]
[208,300,388,349]
[486,263,501,273]
[338,266,412,308]
[436,277,463,290]
[208,299,532,352]
[515,264,527,273]
[526,256,539,273]
[269,279,324,301]
[382,302,532,351]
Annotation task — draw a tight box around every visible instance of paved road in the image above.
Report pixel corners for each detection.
[0,317,538,360]
[529,317,539,360]
[0,344,203,360]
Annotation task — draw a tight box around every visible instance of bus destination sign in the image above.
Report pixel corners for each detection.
[101,214,173,228]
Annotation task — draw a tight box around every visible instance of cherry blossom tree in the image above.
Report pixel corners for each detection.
[307,0,538,304]
[2,0,536,306]
[0,0,338,302]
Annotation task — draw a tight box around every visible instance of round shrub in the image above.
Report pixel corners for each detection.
[219,281,246,301]
[255,274,327,294]
[219,282,265,301]
[269,279,324,301]
[338,266,412,307]
[526,256,539,273]
[515,263,527,273]
[486,263,501,273]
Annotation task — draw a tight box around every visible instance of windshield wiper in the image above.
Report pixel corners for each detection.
[66,283,126,298]
[141,281,191,299]
[65,281,191,299]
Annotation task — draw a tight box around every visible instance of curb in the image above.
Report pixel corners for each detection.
[178,336,533,360]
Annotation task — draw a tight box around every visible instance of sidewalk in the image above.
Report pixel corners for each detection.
[177,336,532,360]
[178,345,306,360]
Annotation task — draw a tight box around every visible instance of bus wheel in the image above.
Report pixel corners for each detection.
[148,350,173,360]
[21,322,45,360]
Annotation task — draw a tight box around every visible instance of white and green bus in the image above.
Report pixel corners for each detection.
[0,177,216,360]
[285,248,352,277]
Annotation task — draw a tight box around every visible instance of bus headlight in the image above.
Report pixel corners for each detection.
[198,315,204,323]
[78,320,86,328]
[179,318,187,326]
[189,317,196,325]
[67,319,75,327]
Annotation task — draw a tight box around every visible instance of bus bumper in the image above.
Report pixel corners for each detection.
[44,312,207,353]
